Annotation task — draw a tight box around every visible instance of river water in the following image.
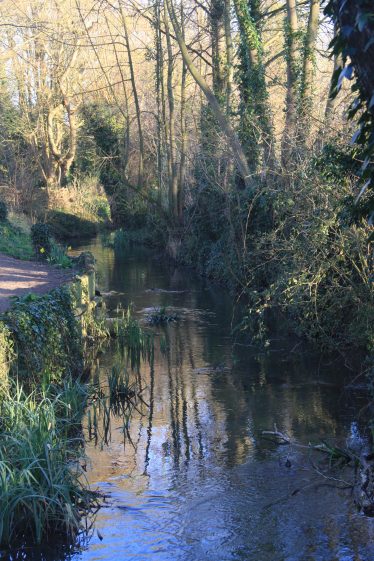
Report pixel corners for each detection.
[28,237,374,560]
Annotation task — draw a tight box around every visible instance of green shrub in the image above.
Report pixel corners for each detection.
[31,223,52,259]
[179,143,374,352]
[0,323,13,393]
[47,241,72,269]
[0,201,8,222]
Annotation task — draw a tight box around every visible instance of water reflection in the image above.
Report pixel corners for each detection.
[14,236,374,561]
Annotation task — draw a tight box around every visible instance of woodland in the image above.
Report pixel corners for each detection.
[0,0,373,351]
[1,0,374,553]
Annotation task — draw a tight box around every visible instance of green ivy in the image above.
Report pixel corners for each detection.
[234,0,273,168]
[0,322,13,391]
[3,287,83,384]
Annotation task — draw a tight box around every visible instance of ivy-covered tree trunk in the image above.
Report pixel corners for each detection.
[164,2,179,220]
[224,0,233,113]
[211,0,228,103]
[233,0,274,172]
[297,0,320,147]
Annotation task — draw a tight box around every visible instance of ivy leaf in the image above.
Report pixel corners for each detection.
[341,25,354,38]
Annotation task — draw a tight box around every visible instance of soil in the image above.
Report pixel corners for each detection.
[0,253,74,313]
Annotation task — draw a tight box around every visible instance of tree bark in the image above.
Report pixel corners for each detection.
[164,2,179,218]
[281,0,299,166]
[119,3,145,189]
[298,0,320,146]
[233,0,274,169]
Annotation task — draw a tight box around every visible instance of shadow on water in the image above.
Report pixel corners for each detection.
[10,235,373,561]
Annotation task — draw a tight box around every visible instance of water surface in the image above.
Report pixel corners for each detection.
[29,237,374,560]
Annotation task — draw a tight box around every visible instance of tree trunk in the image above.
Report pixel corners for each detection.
[233,0,274,170]
[154,0,164,205]
[164,2,179,219]
[179,6,187,221]
[281,0,299,167]
[224,0,233,113]
[165,0,252,189]
[298,0,320,146]
[211,0,227,102]
[119,4,145,189]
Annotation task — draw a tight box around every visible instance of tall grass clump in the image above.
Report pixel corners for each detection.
[112,306,154,369]
[0,381,99,548]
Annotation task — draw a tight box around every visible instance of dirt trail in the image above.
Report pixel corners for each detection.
[0,253,74,313]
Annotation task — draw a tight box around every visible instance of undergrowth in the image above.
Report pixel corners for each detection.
[0,305,153,550]
[179,144,374,352]
[0,380,100,548]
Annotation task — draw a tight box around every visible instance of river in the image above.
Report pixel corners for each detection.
[25,236,374,560]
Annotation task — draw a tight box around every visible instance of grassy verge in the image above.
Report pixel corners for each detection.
[0,219,33,260]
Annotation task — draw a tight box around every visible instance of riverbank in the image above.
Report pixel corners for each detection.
[0,238,158,553]
[0,251,98,386]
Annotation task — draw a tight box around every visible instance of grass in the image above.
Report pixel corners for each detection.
[0,213,73,271]
[110,306,154,369]
[0,220,33,260]
[0,380,100,548]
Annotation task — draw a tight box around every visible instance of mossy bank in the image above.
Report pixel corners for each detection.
[0,252,100,389]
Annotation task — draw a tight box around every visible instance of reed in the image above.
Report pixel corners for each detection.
[0,381,100,547]
[113,306,154,369]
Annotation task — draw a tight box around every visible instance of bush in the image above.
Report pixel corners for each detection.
[179,143,374,352]
[0,201,8,222]
[31,223,52,259]
[47,242,72,269]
